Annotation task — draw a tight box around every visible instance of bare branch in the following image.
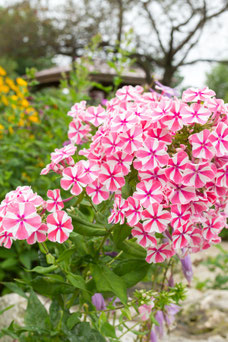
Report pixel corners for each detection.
[142,1,166,55]
[182,58,228,66]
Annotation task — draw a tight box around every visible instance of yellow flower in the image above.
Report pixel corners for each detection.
[0,85,9,94]
[29,115,39,123]
[0,66,6,76]
[8,126,14,134]
[20,99,29,108]
[1,95,8,106]
[0,124,4,130]
[16,77,27,87]
[11,95,18,101]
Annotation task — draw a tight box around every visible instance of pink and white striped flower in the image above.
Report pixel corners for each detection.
[61,163,89,195]
[111,111,138,132]
[125,197,142,226]
[189,129,215,160]
[51,144,76,164]
[116,85,140,101]
[161,100,185,131]
[0,229,14,249]
[172,223,195,249]
[107,151,133,176]
[119,126,143,154]
[136,137,168,171]
[146,243,174,264]
[202,216,224,241]
[102,132,122,156]
[85,105,106,127]
[170,204,191,229]
[216,164,228,188]
[182,103,211,125]
[78,160,100,183]
[47,211,73,243]
[67,101,86,119]
[165,151,189,183]
[182,87,215,103]
[133,180,163,207]
[26,223,48,245]
[17,192,43,207]
[183,162,216,188]
[142,203,171,233]
[46,189,64,212]
[169,183,197,204]
[99,163,125,191]
[138,167,167,186]
[68,119,90,145]
[108,196,128,224]
[148,128,172,144]
[131,223,157,247]
[209,122,228,156]
[2,202,41,240]
[86,179,109,204]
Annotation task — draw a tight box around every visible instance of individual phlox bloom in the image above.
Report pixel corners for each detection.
[206,97,225,113]
[138,304,154,321]
[182,87,215,102]
[169,183,197,204]
[215,164,228,187]
[133,180,163,207]
[116,85,140,101]
[189,192,209,214]
[142,203,171,233]
[67,101,86,119]
[138,167,167,186]
[102,131,122,156]
[107,151,133,176]
[68,119,90,144]
[125,197,142,226]
[61,163,89,195]
[86,179,109,204]
[78,160,100,182]
[189,129,215,160]
[172,223,194,249]
[209,122,228,157]
[47,211,73,243]
[17,192,43,207]
[136,137,168,171]
[148,128,172,144]
[51,144,76,164]
[153,99,172,121]
[40,162,63,176]
[85,105,106,127]
[119,126,143,154]
[108,196,128,224]
[188,227,202,246]
[165,151,189,183]
[170,204,191,229]
[46,189,64,212]
[27,223,48,245]
[111,110,138,132]
[181,103,211,125]
[2,202,41,240]
[146,243,174,264]
[202,216,224,241]
[183,162,216,188]
[161,100,184,131]
[99,163,125,191]
[0,229,14,249]
[131,223,157,247]
[0,195,16,221]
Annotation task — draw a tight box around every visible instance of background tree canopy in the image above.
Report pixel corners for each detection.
[0,0,228,86]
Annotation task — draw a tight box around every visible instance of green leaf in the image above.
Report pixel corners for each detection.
[24,291,50,330]
[1,282,27,298]
[72,322,106,342]
[71,214,106,237]
[57,248,77,262]
[67,273,87,291]
[101,322,116,338]
[112,223,131,246]
[91,264,127,304]
[28,265,58,274]
[0,305,14,316]
[114,259,149,287]
[67,312,81,330]
[49,299,61,329]
[119,240,146,259]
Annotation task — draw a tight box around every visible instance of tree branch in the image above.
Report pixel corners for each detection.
[182,58,228,66]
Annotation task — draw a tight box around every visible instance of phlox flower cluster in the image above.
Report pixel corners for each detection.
[0,186,73,248]
[1,84,228,265]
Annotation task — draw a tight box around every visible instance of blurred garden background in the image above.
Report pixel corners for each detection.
[0,0,228,341]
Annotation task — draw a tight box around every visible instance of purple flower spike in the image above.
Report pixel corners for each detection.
[92,293,106,311]
[150,330,158,342]
[164,304,180,325]
[155,81,180,98]
[155,310,164,338]
[180,254,193,284]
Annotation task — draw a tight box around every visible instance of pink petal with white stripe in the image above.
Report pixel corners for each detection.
[142,203,171,233]
[132,223,157,247]
[47,211,73,243]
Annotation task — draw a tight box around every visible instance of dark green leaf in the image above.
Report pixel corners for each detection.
[101,322,116,338]
[24,291,50,330]
[67,273,87,291]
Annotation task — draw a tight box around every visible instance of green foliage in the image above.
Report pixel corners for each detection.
[206,64,228,102]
